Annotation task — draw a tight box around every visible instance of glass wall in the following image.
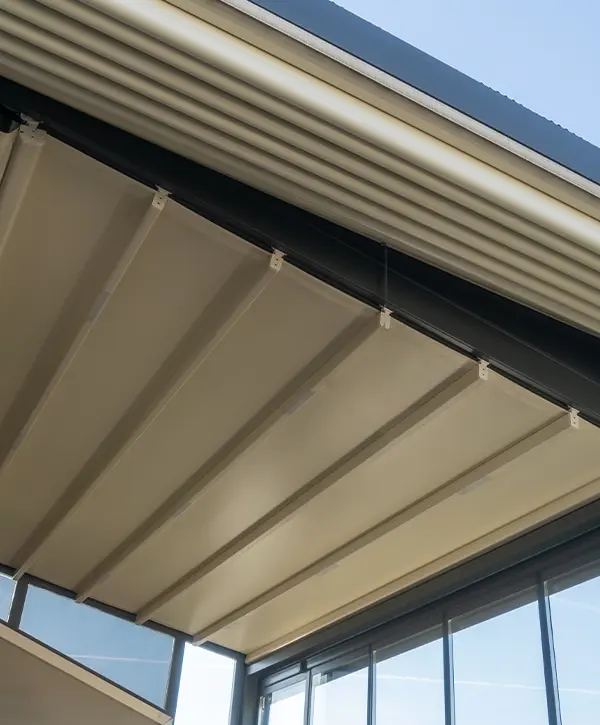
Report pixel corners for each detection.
[375,629,444,725]
[452,594,548,725]
[0,572,15,621]
[264,679,306,725]
[175,642,236,725]
[20,584,174,707]
[548,568,600,725]
[311,651,369,725]
[260,556,600,725]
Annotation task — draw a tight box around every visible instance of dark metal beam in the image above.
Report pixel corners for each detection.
[537,576,562,725]
[6,576,27,629]
[230,658,249,725]
[164,636,186,718]
[442,618,455,725]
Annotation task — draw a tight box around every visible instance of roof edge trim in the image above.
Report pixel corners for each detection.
[175,0,600,200]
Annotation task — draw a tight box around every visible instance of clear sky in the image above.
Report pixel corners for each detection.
[333,0,600,148]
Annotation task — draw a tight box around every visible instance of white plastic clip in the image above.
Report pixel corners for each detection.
[269,249,285,272]
[569,408,580,429]
[152,187,169,211]
[379,307,392,330]
[478,360,489,380]
[19,116,46,146]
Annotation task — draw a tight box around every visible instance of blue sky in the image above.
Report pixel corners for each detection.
[333,0,600,147]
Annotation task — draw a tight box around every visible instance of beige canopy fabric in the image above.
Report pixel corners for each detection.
[0,131,599,660]
[0,623,171,725]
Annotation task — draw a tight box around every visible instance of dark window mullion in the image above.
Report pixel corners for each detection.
[367,645,375,725]
[537,575,562,725]
[442,617,455,725]
[303,670,312,725]
[7,575,28,630]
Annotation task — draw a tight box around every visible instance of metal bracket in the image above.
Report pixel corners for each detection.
[269,249,285,272]
[478,360,489,380]
[569,408,580,429]
[152,187,170,211]
[19,117,46,146]
[379,307,392,330]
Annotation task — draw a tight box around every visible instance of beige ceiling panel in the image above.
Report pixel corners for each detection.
[214,418,600,652]
[0,138,149,422]
[40,265,363,591]
[97,321,464,610]
[245,473,600,660]
[147,375,556,634]
[0,199,250,563]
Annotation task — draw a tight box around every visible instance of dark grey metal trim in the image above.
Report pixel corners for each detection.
[241,673,261,725]
[261,664,304,692]
[248,0,600,186]
[202,638,247,663]
[230,659,249,725]
[261,672,306,697]
[537,576,562,725]
[366,646,375,725]
[302,669,312,725]
[307,644,370,674]
[6,575,27,630]
[165,636,186,717]
[261,694,270,725]
[442,618,455,725]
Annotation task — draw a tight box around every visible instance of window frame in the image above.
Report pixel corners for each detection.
[0,566,245,723]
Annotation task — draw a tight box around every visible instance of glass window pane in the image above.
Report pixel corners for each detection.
[549,569,600,725]
[0,573,15,621]
[268,680,305,725]
[452,593,548,725]
[20,585,174,707]
[175,643,236,725]
[311,652,369,725]
[375,630,444,725]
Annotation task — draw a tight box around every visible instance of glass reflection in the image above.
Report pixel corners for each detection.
[311,652,369,725]
[375,630,444,725]
[268,679,305,725]
[452,593,548,725]
[20,585,174,707]
[175,643,235,725]
[549,570,600,725]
